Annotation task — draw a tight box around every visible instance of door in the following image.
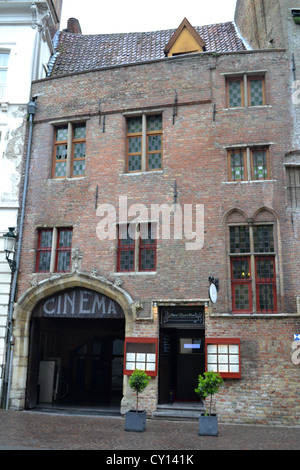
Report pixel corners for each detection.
[159,328,205,403]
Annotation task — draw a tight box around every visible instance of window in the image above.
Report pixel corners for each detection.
[126,114,162,172]
[206,338,241,378]
[286,166,300,208]
[230,224,277,313]
[117,223,156,272]
[0,52,9,100]
[36,228,72,273]
[226,74,265,108]
[52,122,86,178]
[228,146,270,181]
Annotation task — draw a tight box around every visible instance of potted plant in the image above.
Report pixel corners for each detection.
[195,370,224,436]
[124,369,151,432]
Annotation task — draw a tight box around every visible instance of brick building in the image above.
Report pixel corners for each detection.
[6,11,300,425]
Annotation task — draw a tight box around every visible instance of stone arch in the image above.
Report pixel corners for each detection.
[223,208,249,226]
[10,272,137,410]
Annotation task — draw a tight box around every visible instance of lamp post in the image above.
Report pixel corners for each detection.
[3,227,17,273]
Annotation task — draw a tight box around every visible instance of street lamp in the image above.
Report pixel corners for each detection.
[3,227,17,273]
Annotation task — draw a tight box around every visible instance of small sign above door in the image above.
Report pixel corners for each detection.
[160,306,204,326]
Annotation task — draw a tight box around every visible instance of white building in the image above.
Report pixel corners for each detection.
[0,0,61,406]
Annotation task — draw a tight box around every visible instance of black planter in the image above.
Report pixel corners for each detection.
[124,410,146,432]
[198,413,218,436]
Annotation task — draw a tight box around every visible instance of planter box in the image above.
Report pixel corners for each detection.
[124,410,146,432]
[198,413,218,436]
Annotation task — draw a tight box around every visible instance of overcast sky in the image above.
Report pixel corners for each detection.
[60,0,238,35]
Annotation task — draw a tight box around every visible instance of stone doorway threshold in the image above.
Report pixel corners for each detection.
[153,402,205,421]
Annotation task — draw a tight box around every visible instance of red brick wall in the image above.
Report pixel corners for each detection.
[18,50,300,424]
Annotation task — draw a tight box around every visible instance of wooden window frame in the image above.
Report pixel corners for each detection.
[117,223,157,273]
[231,256,253,313]
[117,225,135,273]
[226,76,245,108]
[229,224,277,314]
[247,75,266,107]
[52,122,86,179]
[228,148,247,181]
[255,255,277,313]
[126,113,162,173]
[228,146,270,182]
[226,74,266,108]
[36,228,53,273]
[55,228,73,273]
[36,227,73,273]
[139,223,157,272]
[206,338,241,379]
[250,147,270,180]
[286,166,300,208]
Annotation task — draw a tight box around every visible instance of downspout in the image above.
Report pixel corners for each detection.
[4,99,37,410]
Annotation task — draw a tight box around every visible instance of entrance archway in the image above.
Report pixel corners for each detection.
[10,273,136,411]
[26,287,125,409]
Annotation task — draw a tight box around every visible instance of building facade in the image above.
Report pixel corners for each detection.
[6,12,300,425]
[0,0,62,406]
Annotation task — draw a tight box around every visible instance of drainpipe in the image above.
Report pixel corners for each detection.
[3,99,37,410]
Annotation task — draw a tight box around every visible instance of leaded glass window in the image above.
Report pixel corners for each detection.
[228,79,243,108]
[229,149,246,181]
[226,74,265,108]
[251,148,269,180]
[286,167,300,208]
[230,226,250,253]
[53,122,86,178]
[118,226,135,272]
[253,225,274,253]
[117,223,157,272]
[56,228,73,272]
[36,229,52,272]
[249,78,264,106]
[230,224,277,313]
[54,126,68,178]
[36,228,73,273]
[126,114,162,172]
[139,224,156,271]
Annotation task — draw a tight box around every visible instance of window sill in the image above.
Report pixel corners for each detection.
[222,179,277,184]
[112,271,157,276]
[47,177,86,182]
[121,170,163,176]
[225,105,272,111]
[210,312,300,318]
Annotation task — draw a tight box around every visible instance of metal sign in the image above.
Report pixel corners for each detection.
[161,306,204,326]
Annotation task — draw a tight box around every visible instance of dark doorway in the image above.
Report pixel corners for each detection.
[158,328,205,403]
[26,317,125,409]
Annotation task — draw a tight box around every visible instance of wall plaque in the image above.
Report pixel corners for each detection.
[33,287,124,319]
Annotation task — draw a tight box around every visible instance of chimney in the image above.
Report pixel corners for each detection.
[64,18,82,34]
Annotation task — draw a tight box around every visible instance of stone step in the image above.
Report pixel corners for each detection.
[152,402,205,421]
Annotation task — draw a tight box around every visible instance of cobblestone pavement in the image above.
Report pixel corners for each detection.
[0,409,299,452]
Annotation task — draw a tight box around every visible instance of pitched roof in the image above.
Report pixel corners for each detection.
[47,21,247,78]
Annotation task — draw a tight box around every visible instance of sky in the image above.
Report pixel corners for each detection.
[60,0,238,35]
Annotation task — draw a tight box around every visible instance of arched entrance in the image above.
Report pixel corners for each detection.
[10,273,136,412]
[26,287,125,409]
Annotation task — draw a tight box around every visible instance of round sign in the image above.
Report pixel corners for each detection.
[209,284,218,303]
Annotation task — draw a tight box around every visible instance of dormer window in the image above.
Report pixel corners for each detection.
[164,18,206,57]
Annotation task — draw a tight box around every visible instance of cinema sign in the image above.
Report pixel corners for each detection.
[34,288,124,319]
